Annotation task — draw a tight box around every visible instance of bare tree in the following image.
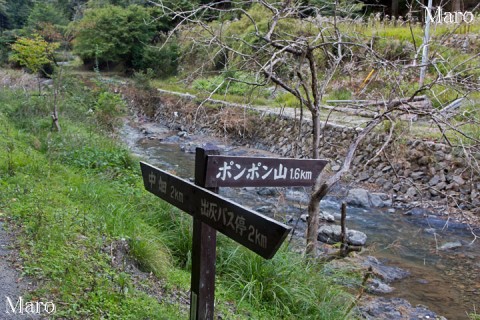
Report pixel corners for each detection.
[153,0,480,255]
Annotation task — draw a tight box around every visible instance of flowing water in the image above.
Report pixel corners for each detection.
[122,122,480,319]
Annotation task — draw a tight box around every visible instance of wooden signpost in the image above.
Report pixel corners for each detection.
[140,147,327,320]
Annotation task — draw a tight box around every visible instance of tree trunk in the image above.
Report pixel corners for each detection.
[391,0,399,18]
[51,109,61,132]
[51,85,61,132]
[305,110,321,256]
[312,111,320,159]
[306,181,329,256]
[305,116,383,257]
[451,0,463,12]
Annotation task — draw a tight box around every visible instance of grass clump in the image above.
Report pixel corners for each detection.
[216,246,353,319]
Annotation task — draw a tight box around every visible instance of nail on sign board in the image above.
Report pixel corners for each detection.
[140,162,291,259]
[205,156,328,188]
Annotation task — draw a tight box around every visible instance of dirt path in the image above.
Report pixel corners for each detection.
[155,88,373,128]
[0,220,39,320]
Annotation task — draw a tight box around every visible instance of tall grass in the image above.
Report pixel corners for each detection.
[216,245,353,319]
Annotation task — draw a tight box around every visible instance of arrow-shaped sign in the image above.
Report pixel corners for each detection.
[140,162,291,259]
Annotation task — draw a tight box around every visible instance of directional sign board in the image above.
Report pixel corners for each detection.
[140,161,291,259]
[205,156,328,188]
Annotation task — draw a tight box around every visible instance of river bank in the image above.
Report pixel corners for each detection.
[121,84,480,229]
[122,114,480,319]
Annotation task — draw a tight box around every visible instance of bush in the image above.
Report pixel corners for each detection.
[328,87,353,101]
[216,246,353,318]
[72,4,179,76]
[9,34,59,77]
[133,68,156,90]
[133,43,179,78]
[72,5,156,68]
[93,91,126,131]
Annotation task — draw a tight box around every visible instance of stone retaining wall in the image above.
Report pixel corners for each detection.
[126,89,479,213]
[246,115,479,211]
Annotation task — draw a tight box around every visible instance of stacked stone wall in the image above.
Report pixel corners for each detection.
[243,114,479,210]
[130,90,479,212]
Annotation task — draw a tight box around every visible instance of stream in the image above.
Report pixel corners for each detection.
[122,121,480,319]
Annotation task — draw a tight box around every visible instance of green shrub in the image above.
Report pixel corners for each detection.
[94,91,126,131]
[275,92,301,108]
[0,33,16,65]
[133,43,179,78]
[328,87,353,101]
[72,5,156,67]
[133,68,155,89]
[470,313,480,320]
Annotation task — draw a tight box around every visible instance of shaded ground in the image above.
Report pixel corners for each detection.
[0,218,39,320]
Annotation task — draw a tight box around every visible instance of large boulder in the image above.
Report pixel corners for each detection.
[345,188,371,207]
[358,297,447,320]
[369,193,392,207]
[361,256,410,282]
[317,225,367,246]
[345,188,392,208]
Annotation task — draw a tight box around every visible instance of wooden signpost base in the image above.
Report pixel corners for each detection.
[191,147,219,320]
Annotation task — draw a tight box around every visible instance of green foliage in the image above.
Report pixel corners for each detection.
[72,4,178,76]
[328,87,353,101]
[72,5,152,65]
[0,70,355,319]
[308,0,364,17]
[9,34,59,76]
[275,92,301,108]
[133,68,155,89]
[0,85,184,318]
[87,0,149,8]
[132,42,179,78]
[216,246,353,318]
[93,91,127,131]
[24,2,69,42]
[4,0,33,30]
[26,2,68,29]
[470,312,480,320]
[224,4,272,49]
[372,37,415,61]
[0,32,16,65]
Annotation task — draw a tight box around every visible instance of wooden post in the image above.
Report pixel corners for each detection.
[190,146,219,320]
[419,0,432,87]
[340,202,348,257]
[391,0,399,18]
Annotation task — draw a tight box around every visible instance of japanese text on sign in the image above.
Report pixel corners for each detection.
[200,199,267,249]
[215,161,312,182]
[140,162,291,259]
[205,156,328,188]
